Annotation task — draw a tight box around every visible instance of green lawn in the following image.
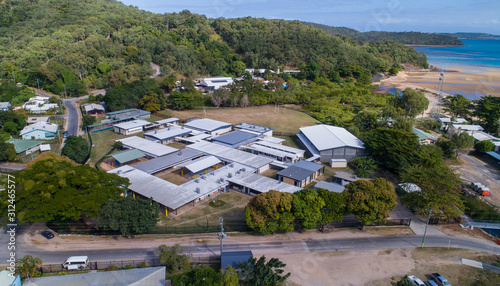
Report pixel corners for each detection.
[159,191,250,227]
[277,135,302,149]
[89,130,128,166]
[261,169,278,179]
[167,142,186,149]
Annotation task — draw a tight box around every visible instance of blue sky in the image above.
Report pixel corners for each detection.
[120,0,500,34]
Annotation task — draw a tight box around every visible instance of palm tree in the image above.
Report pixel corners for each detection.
[16,255,42,279]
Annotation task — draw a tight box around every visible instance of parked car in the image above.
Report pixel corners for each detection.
[431,273,451,286]
[62,256,89,270]
[407,275,426,286]
[426,280,439,286]
[63,131,69,138]
[41,230,54,239]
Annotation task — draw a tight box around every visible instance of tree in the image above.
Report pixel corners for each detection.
[140,91,161,112]
[172,267,223,286]
[112,141,123,150]
[444,94,471,118]
[364,128,422,173]
[475,140,495,153]
[245,190,295,234]
[395,88,429,119]
[0,152,128,223]
[436,137,456,159]
[97,196,159,235]
[210,88,231,107]
[400,164,464,218]
[473,95,500,135]
[0,140,18,162]
[392,276,415,286]
[156,244,190,271]
[450,132,474,157]
[292,189,325,230]
[81,114,96,129]
[344,178,397,226]
[61,136,90,164]
[222,266,240,286]
[160,75,177,92]
[169,90,194,110]
[3,121,18,135]
[238,256,290,286]
[0,110,26,132]
[16,255,42,279]
[317,188,345,231]
[348,157,377,178]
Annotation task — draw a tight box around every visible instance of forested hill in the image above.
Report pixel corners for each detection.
[441,32,500,40]
[1,0,426,96]
[302,22,464,46]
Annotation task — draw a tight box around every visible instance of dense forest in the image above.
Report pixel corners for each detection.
[303,22,464,46]
[0,0,428,98]
[441,32,500,40]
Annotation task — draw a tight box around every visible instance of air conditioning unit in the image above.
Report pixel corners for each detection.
[195,187,200,194]
[195,179,199,183]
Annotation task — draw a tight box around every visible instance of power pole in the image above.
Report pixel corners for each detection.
[218,217,226,253]
[37,78,40,90]
[421,209,432,248]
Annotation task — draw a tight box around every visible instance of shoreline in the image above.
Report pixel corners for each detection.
[406,44,466,48]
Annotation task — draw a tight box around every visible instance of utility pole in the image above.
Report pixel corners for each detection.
[218,217,226,253]
[421,209,432,248]
[37,78,40,90]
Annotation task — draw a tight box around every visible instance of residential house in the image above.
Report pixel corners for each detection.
[113,120,152,135]
[0,102,11,111]
[20,121,58,140]
[6,139,44,155]
[412,127,438,145]
[196,76,234,90]
[84,103,105,117]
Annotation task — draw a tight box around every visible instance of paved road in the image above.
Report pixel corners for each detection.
[5,230,499,264]
[63,98,81,137]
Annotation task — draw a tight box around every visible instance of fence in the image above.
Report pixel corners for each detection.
[38,256,221,274]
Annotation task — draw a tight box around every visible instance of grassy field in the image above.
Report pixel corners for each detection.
[160,105,319,133]
[89,130,128,166]
[159,191,250,227]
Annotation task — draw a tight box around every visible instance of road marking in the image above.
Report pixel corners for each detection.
[301,241,310,253]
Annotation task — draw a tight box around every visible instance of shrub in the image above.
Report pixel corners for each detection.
[106,264,119,271]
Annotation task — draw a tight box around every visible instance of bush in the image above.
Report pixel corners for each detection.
[209,199,226,208]
[106,264,119,271]
[124,264,132,269]
[474,140,495,153]
[139,261,147,268]
[462,196,500,221]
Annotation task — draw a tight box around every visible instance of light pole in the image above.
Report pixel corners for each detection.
[219,217,226,253]
[421,209,432,248]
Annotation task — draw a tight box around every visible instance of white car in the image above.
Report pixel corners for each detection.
[407,275,426,286]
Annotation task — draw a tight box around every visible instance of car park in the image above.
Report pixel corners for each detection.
[426,280,439,286]
[41,230,54,239]
[407,275,426,286]
[431,273,451,286]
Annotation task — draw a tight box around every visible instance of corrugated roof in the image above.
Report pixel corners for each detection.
[84,103,105,112]
[333,171,369,182]
[228,172,301,194]
[253,141,305,155]
[235,122,273,134]
[412,127,437,141]
[452,124,484,131]
[155,117,180,124]
[107,149,146,163]
[133,149,204,174]
[23,266,166,286]
[299,124,364,151]
[487,151,500,161]
[179,156,221,174]
[117,136,178,157]
[144,126,192,141]
[113,119,151,130]
[6,139,44,153]
[187,141,274,169]
[277,160,324,181]
[20,121,58,135]
[258,137,286,144]
[183,118,232,132]
[39,144,51,152]
[211,131,258,146]
[314,181,345,193]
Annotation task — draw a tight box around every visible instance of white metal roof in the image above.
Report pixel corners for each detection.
[452,124,484,131]
[155,117,180,124]
[178,156,221,174]
[253,141,305,156]
[199,77,234,89]
[471,131,497,141]
[314,181,345,193]
[113,119,152,130]
[144,126,192,140]
[39,144,51,152]
[259,137,285,144]
[243,145,292,159]
[84,103,105,112]
[183,118,232,132]
[20,121,58,135]
[187,141,274,169]
[299,124,364,151]
[228,172,301,194]
[438,117,467,124]
[117,136,178,157]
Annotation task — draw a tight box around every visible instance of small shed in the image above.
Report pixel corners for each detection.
[277,160,325,188]
[330,159,347,168]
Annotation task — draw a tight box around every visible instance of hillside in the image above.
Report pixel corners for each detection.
[302,22,464,46]
[441,32,500,40]
[1,0,427,97]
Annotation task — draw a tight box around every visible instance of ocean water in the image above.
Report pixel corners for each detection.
[413,39,500,69]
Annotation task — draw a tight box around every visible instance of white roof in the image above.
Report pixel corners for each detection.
[471,131,498,141]
[180,133,212,143]
[438,117,467,124]
[113,119,151,130]
[84,103,105,112]
[452,124,484,131]
[20,121,58,135]
[228,172,301,194]
[144,126,192,140]
[117,136,178,157]
[259,137,286,144]
[155,117,180,124]
[109,165,195,210]
[183,118,232,133]
[199,77,234,89]
[253,141,305,156]
[178,156,221,174]
[299,124,364,151]
[244,145,292,159]
[27,116,49,125]
[24,103,58,112]
[39,144,51,152]
[187,141,274,169]
[0,102,10,108]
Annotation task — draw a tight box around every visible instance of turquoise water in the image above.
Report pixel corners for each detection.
[414,39,500,69]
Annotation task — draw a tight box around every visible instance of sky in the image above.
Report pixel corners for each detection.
[120,0,500,34]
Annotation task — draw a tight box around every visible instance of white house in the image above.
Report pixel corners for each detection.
[20,121,59,140]
[113,120,152,135]
[23,96,58,114]
[197,77,234,90]
[0,102,11,111]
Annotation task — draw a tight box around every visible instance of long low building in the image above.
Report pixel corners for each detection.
[113,119,152,135]
[228,172,301,195]
[183,118,233,136]
[133,148,204,175]
[245,140,305,163]
[117,136,178,157]
[187,141,273,173]
[144,126,192,144]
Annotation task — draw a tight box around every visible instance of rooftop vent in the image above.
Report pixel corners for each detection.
[227,173,232,178]
[229,163,234,168]
[195,187,200,194]
[195,179,199,183]
[177,151,182,156]
[242,168,246,172]
[117,170,122,175]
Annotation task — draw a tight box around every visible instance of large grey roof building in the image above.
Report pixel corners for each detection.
[117,136,178,157]
[297,124,365,161]
[211,130,259,148]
